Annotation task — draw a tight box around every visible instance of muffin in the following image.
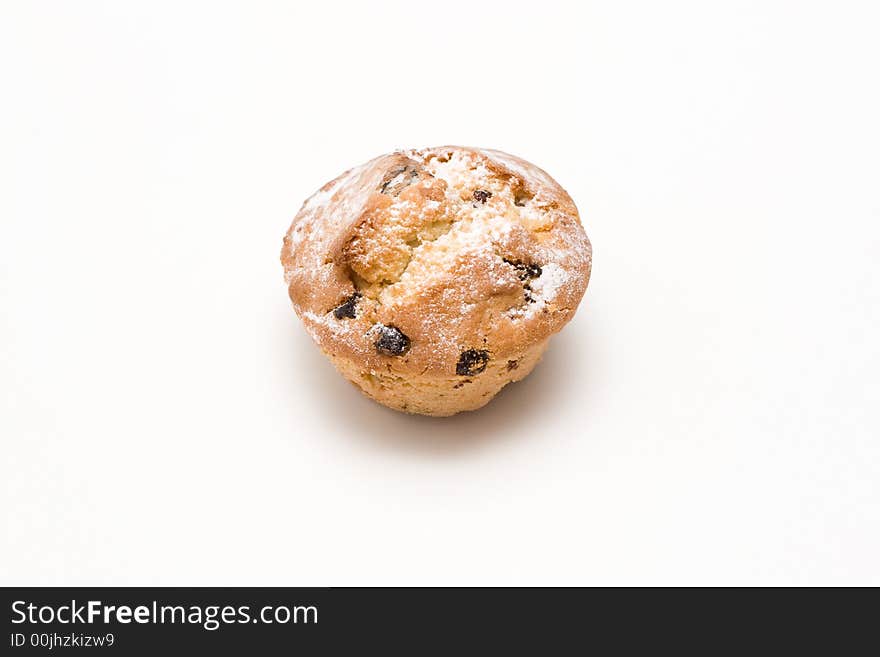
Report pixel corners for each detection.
[281,146,591,416]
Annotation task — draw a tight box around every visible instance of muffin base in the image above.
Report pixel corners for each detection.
[326,338,550,417]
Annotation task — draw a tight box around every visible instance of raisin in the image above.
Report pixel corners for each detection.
[503,258,542,281]
[513,187,533,207]
[374,325,411,356]
[507,359,519,371]
[333,292,361,319]
[473,189,492,204]
[456,349,490,376]
[380,166,419,196]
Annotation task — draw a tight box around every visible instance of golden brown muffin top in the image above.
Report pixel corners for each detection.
[281,146,591,377]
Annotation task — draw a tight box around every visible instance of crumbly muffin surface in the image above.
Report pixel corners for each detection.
[281,146,591,414]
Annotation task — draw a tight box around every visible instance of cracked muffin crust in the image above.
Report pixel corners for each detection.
[281,146,592,416]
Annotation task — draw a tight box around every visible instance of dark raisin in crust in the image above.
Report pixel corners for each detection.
[503,258,542,281]
[473,189,492,204]
[503,259,543,303]
[333,292,361,319]
[374,325,411,356]
[380,166,419,196]
[513,188,531,206]
[456,349,490,376]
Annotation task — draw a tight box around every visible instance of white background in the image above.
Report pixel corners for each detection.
[2,1,878,586]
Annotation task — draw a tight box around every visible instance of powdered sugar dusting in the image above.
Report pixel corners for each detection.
[531,262,567,297]
[284,158,380,265]
[506,263,569,319]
